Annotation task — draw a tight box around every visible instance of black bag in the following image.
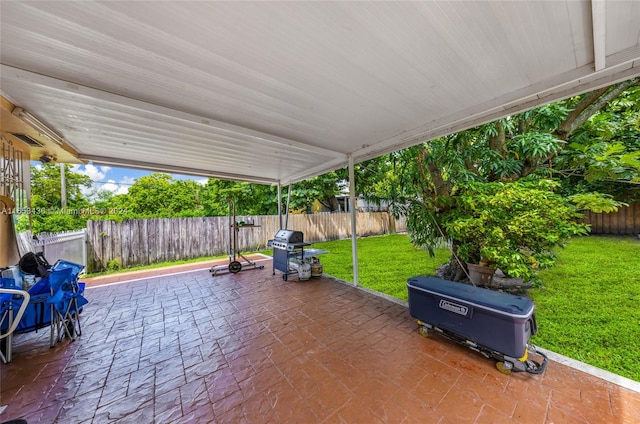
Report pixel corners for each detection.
[18,252,51,278]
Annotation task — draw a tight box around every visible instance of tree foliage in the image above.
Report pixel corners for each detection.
[554,83,640,201]
[290,172,345,212]
[111,173,205,218]
[441,179,588,281]
[398,77,640,283]
[201,179,278,216]
[17,163,92,233]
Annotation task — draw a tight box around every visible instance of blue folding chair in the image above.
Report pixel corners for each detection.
[15,267,74,348]
[50,260,88,342]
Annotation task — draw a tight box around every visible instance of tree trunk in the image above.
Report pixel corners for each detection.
[436,257,467,282]
[435,244,468,282]
[326,196,340,212]
[555,78,639,140]
[489,121,506,155]
[518,78,640,178]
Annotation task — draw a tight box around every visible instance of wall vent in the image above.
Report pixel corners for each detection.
[10,133,44,147]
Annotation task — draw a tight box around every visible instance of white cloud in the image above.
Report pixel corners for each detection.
[195,178,208,186]
[100,176,135,195]
[120,176,136,186]
[72,164,111,182]
[70,164,109,197]
[101,179,128,195]
[69,164,135,197]
[101,180,118,192]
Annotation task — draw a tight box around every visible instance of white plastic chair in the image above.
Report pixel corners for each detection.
[0,288,31,363]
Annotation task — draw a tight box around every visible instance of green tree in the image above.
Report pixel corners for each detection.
[18,163,92,233]
[440,179,588,281]
[399,77,639,283]
[357,151,419,212]
[287,155,413,214]
[554,83,640,202]
[112,173,205,218]
[202,174,349,216]
[290,172,345,212]
[201,179,278,216]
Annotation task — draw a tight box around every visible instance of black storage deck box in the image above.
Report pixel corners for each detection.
[407,276,537,358]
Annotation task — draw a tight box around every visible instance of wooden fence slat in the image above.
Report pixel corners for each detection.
[616,206,625,234]
[102,221,111,269]
[147,219,156,264]
[625,206,633,234]
[122,221,132,268]
[140,219,149,266]
[158,219,166,263]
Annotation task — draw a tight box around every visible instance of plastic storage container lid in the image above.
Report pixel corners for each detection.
[408,276,534,317]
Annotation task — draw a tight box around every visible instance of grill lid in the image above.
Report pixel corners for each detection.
[274,229,304,243]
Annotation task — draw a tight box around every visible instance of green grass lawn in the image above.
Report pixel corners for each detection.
[530,236,640,382]
[309,234,451,300]
[309,234,640,382]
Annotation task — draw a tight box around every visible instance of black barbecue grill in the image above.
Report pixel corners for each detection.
[268,229,310,280]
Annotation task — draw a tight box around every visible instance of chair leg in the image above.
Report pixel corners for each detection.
[75,309,82,337]
[49,304,57,348]
[50,303,71,347]
[71,297,81,338]
[0,308,13,363]
[6,308,12,362]
[55,299,79,343]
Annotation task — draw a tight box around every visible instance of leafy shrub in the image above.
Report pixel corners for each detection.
[440,179,588,281]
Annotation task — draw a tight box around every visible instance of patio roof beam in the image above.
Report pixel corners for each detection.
[77,154,278,185]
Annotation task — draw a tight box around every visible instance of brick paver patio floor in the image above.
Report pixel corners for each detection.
[1,260,639,423]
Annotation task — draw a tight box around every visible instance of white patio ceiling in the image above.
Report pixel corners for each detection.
[1,1,639,185]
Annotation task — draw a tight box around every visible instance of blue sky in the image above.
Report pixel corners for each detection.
[68,163,208,196]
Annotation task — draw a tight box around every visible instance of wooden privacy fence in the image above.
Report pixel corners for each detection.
[86,212,406,272]
[582,203,640,235]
